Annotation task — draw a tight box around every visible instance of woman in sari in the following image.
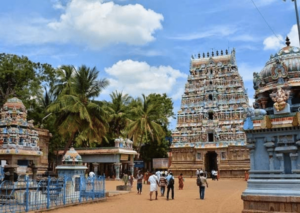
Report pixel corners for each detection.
[178,173,184,190]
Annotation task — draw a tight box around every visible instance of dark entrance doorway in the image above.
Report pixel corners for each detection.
[205,151,218,177]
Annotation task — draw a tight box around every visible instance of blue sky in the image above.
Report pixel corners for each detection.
[0,0,297,129]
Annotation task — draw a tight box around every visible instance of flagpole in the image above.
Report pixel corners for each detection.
[285,0,300,45]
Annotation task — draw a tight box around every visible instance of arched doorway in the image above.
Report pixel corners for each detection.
[205,151,218,177]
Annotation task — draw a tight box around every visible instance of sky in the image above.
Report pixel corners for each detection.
[0,0,297,130]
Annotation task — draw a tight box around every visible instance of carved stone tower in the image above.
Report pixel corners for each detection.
[170,49,250,178]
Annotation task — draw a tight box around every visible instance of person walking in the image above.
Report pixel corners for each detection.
[211,169,215,180]
[144,170,149,184]
[89,171,95,178]
[148,171,159,201]
[156,170,161,180]
[166,172,175,200]
[215,170,219,181]
[159,173,167,196]
[178,173,184,190]
[128,172,134,188]
[198,172,208,200]
[136,170,143,194]
[196,169,200,177]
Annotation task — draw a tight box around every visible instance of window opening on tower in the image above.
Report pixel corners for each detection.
[208,133,214,142]
[208,112,213,120]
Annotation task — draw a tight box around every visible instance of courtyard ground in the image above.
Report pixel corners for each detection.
[48,178,247,213]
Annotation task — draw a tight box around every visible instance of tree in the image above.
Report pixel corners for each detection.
[48,65,109,155]
[108,91,132,138]
[53,65,75,98]
[126,94,167,152]
[0,53,55,107]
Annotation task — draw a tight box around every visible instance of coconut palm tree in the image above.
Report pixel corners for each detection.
[108,91,132,138]
[126,94,167,152]
[53,65,75,98]
[48,65,109,155]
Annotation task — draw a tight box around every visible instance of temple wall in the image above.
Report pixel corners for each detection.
[36,128,51,173]
[170,145,250,178]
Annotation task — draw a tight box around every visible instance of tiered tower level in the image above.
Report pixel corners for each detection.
[170,49,250,178]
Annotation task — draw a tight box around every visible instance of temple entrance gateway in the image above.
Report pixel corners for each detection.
[205,151,218,177]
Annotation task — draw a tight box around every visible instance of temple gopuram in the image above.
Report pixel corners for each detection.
[0,97,51,176]
[170,49,250,178]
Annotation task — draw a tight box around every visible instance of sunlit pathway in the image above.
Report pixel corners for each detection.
[48,178,247,213]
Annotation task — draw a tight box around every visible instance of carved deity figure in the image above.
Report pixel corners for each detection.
[253,72,262,90]
[269,87,290,111]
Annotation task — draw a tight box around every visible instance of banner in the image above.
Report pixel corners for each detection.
[134,161,144,168]
[152,158,169,169]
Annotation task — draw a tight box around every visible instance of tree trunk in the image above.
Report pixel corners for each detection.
[137,133,144,160]
[60,132,75,163]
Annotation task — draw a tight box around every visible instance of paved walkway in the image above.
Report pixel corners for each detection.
[48,178,247,213]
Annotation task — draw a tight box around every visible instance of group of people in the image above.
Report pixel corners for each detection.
[133,169,213,201]
[136,170,178,201]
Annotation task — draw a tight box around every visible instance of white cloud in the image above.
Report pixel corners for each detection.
[263,24,299,50]
[51,0,65,10]
[287,24,299,47]
[103,60,187,99]
[263,35,284,50]
[0,0,163,49]
[168,25,236,41]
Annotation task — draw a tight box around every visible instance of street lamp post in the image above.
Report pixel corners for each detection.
[284,0,300,45]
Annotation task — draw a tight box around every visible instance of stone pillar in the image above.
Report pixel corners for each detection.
[114,163,121,180]
[269,153,274,170]
[290,153,298,172]
[247,144,255,170]
[93,163,99,176]
[129,163,134,176]
[264,141,275,170]
[129,155,134,176]
[276,153,284,171]
[31,163,38,180]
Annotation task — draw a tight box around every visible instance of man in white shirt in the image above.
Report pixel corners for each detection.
[89,171,95,178]
[148,171,159,201]
[156,170,161,180]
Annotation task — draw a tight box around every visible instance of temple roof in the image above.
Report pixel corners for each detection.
[58,147,137,155]
[258,37,300,84]
[62,147,82,164]
[190,49,236,69]
[3,97,26,111]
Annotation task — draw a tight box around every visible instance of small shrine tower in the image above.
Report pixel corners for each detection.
[170,49,250,177]
[0,97,51,177]
[242,37,300,212]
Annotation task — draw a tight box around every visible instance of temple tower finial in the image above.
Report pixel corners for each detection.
[286,36,290,46]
